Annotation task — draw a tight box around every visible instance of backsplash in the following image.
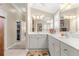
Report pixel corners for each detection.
[66,32,79,39]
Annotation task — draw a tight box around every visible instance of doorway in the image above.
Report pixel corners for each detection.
[9,21,26,49]
[16,21,21,41]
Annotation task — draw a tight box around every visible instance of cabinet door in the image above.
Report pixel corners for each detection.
[48,36,55,56]
[48,36,61,56]
[29,35,38,49]
[38,37,47,48]
[54,39,61,56]
[38,35,47,48]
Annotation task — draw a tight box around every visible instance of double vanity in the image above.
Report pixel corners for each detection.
[28,33,79,56]
[48,33,79,56]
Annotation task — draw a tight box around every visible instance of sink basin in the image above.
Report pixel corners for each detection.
[58,36,69,39]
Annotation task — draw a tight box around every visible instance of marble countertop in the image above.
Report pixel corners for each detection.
[28,32,48,34]
[48,33,79,50]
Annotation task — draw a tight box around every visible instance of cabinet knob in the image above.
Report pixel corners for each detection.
[64,49,67,51]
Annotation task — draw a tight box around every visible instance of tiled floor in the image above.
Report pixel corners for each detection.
[9,40,26,49]
[5,49,49,56]
[5,49,29,56]
[5,39,28,56]
[5,39,49,56]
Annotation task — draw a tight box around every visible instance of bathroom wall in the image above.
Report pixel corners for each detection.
[70,18,77,32]
[1,4,19,48]
[77,8,79,32]
[6,10,17,47]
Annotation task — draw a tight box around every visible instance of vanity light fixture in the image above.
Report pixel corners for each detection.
[32,15,44,20]
[37,16,40,19]
[40,15,45,19]
[64,16,77,19]
[32,16,36,19]
[32,15,50,20]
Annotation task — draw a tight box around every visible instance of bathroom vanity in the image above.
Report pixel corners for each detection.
[28,33,79,56]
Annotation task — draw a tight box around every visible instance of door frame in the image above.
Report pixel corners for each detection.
[0,9,7,56]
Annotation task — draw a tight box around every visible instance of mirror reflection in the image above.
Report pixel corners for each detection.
[29,3,79,33]
[31,8,53,33]
[60,3,79,32]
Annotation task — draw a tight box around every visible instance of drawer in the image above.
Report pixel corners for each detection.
[61,42,70,56]
[29,34,47,38]
[29,35,37,38]
[68,46,79,56]
[61,42,79,56]
[38,35,47,38]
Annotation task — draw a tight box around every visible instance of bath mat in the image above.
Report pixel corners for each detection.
[26,50,49,56]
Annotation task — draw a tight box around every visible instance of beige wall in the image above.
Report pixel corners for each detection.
[70,18,77,32]
[7,11,17,47]
[1,4,19,48]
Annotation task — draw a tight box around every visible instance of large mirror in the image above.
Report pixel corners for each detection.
[31,8,54,33]
[29,3,79,33]
[60,3,79,32]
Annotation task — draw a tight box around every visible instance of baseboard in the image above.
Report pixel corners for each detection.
[28,48,48,50]
[7,41,18,49]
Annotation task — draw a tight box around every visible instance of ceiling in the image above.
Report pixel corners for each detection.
[30,3,79,15]
[29,3,61,14]
[60,3,79,12]
[0,3,79,16]
[12,3,27,14]
[61,4,79,16]
[62,8,77,16]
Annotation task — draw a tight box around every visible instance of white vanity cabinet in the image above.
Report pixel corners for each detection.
[29,34,48,49]
[61,42,79,56]
[48,35,61,56]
